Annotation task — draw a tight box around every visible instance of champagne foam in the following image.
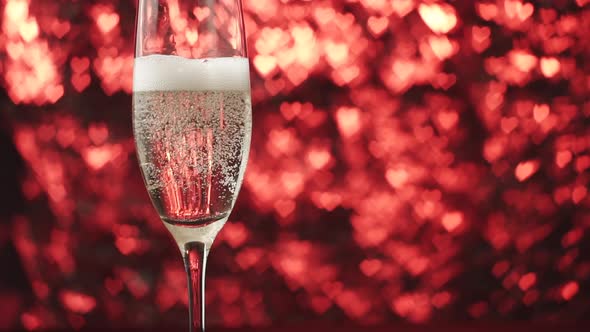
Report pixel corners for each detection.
[133,55,250,92]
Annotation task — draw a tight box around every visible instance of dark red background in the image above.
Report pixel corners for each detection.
[1,0,590,330]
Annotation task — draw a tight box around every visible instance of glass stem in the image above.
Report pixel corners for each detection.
[183,241,208,332]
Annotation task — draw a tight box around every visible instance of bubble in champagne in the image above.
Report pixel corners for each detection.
[133,55,251,224]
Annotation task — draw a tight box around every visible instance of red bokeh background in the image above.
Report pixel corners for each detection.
[1,0,590,329]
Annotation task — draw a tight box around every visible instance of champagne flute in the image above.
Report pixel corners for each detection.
[132,1,251,331]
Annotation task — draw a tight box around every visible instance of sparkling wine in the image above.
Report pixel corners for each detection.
[133,55,251,226]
